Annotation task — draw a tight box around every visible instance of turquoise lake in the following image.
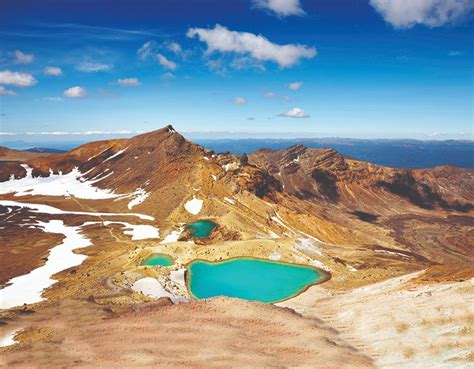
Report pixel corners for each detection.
[187,258,327,303]
[186,220,217,238]
[142,253,174,267]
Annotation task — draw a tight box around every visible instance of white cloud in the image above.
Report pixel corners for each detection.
[156,53,177,70]
[233,97,247,105]
[75,62,113,72]
[10,50,34,64]
[161,72,175,80]
[23,130,136,136]
[370,0,474,28]
[117,77,141,86]
[252,0,305,17]
[137,41,154,60]
[167,42,182,55]
[0,86,17,96]
[43,96,63,102]
[0,70,37,87]
[43,66,63,76]
[230,56,265,71]
[263,91,275,97]
[288,81,303,90]
[279,107,309,118]
[187,24,316,68]
[63,86,87,98]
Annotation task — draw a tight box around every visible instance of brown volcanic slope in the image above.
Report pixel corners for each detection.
[1,126,472,283]
[250,145,474,267]
[0,297,373,368]
[0,125,473,368]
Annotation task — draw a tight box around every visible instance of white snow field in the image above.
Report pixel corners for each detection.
[184,196,203,215]
[0,220,91,309]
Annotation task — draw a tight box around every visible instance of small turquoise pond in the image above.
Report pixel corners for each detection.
[186,220,217,238]
[142,253,174,267]
[187,258,328,303]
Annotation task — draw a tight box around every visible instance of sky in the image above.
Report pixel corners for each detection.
[0,0,473,142]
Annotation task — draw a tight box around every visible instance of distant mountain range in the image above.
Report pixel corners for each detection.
[194,138,474,169]
[2,137,472,169]
[23,147,67,154]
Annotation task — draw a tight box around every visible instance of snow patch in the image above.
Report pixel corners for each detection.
[223,163,239,172]
[211,174,217,181]
[374,249,412,259]
[0,200,154,221]
[84,221,159,240]
[294,238,323,256]
[310,259,329,271]
[127,188,150,209]
[224,197,236,205]
[170,268,186,287]
[160,227,184,243]
[132,277,173,299]
[346,265,358,272]
[0,220,92,309]
[0,328,22,347]
[103,148,127,162]
[0,165,122,200]
[269,252,281,261]
[87,147,109,161]
[184,196,203,215]
[132,277,184,303]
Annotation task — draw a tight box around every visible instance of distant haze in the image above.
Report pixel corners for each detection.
[2,135,472,169]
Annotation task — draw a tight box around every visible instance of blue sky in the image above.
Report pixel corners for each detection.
[0,0,473,141]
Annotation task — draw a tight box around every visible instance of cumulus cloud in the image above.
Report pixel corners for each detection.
[117,77,141,86]
[252,0,305,17]
[288,81,303,90]
[279,107,309,118]
[233,97,247,105]
[156,53,177,70]
[63,86,87,98]
[187,24,316,68]
[43,66,63,76]
[370,0,474,28]
[263,91,275,97]
[75,62,113,72]
[10,50,34,64]
[0,86,17,96]
[0,70,37,87]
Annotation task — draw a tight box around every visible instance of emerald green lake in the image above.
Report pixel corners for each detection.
[187,258,327,303]
[186,220,216,238]
[142,253,174,267]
